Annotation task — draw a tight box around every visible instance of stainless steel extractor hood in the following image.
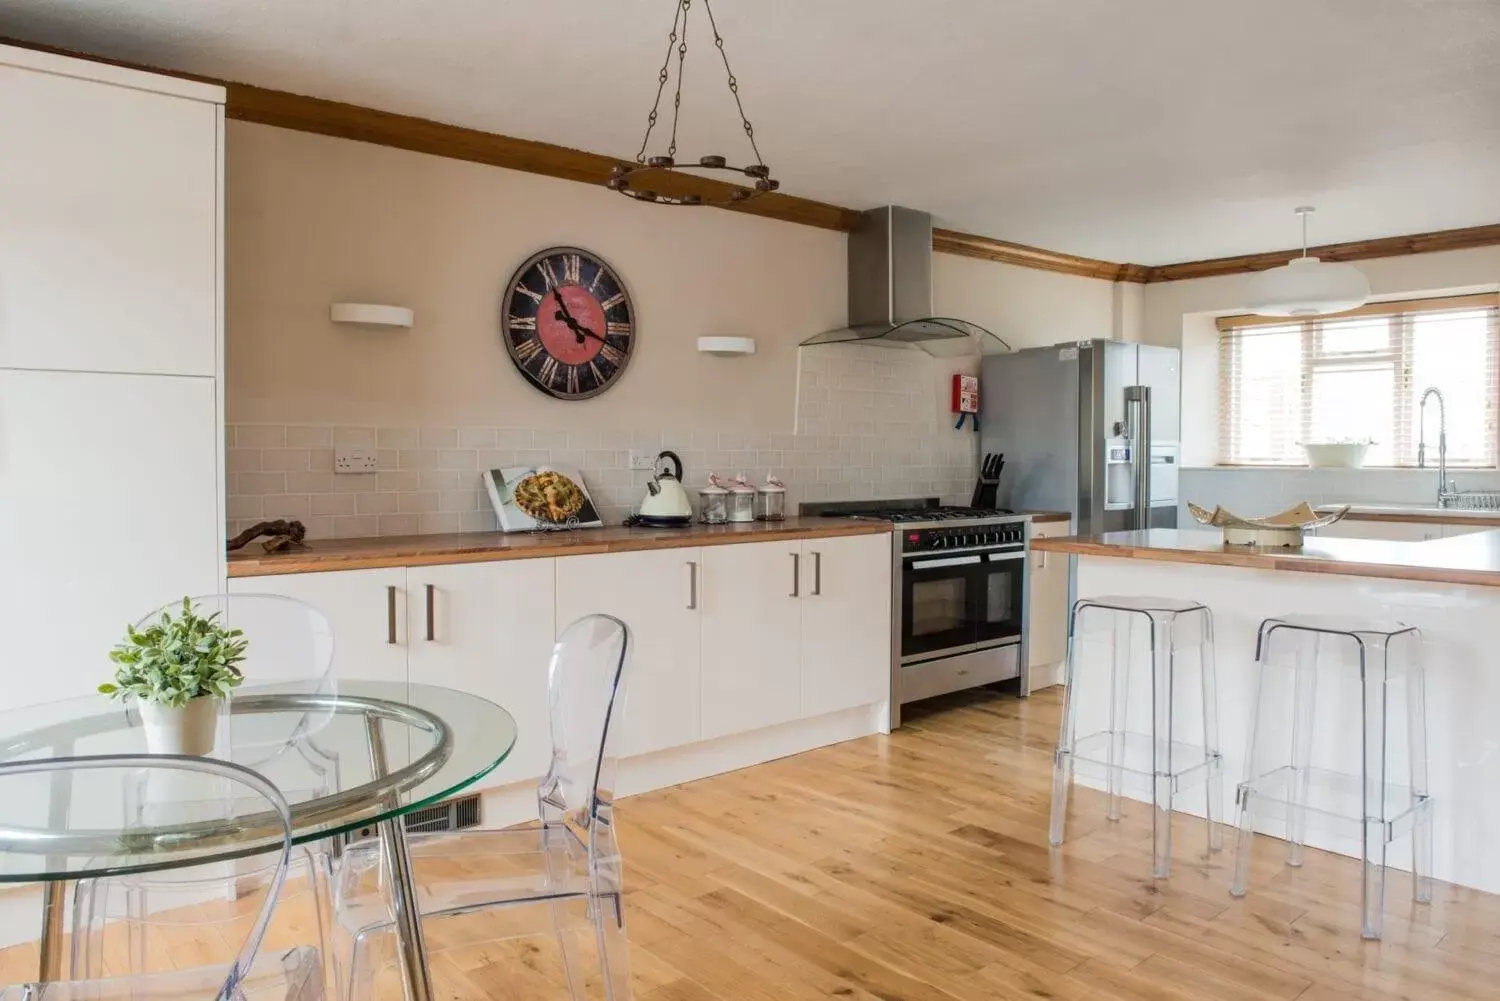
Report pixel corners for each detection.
[801,206,1011,357]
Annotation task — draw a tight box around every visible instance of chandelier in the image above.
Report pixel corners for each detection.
[609,0,779,206]
[1245,206,1371,317]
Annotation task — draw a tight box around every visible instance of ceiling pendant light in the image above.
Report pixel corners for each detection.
[1245,206,1371,317]
[609,0,779,206]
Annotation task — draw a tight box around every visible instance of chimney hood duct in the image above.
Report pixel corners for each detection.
[801,206,1011,357]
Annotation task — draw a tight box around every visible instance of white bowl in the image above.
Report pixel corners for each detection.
[1301,442,1370,468]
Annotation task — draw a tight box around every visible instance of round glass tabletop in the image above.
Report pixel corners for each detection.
[0,681,517,881]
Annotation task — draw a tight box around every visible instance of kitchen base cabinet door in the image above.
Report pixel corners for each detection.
[799,534,892,718]
[229,568,409,684]
[555,548,702,758]
[1026,521,1071,689]
[0,371,220,710]
[407,560,555,786]
[699,540,802,740]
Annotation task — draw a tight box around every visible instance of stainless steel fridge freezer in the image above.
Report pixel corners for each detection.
[980,340,1181,535]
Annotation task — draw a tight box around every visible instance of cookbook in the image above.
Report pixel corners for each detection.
[482,466,603,532]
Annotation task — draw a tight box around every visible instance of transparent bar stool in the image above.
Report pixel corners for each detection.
[1231,615,1432,941]
[1049,596,1223,878]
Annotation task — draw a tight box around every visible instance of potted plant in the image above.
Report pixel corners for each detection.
[100,598,248,755]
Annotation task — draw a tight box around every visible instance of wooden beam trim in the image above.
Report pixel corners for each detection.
[931,228,1144,283]
[1143,223,1500,283]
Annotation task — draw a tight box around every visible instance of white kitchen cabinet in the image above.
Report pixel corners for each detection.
[1026,520,1071,690]
[555,548,703,757]
[230,568,409,685]
[699,540,803,740]
[406,560,556,785]
[1441,522,1493,538]
[0,371,221,710]
[0,48,222,377]
[799,533,892,718]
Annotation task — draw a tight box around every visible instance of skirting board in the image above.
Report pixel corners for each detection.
[477,701,890,829]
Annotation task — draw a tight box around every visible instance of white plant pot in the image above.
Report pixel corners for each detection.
[138,697,220,756]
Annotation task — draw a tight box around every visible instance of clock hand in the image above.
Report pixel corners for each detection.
[552,294,595,344]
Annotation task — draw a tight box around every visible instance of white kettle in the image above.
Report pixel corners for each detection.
[638,450,693,525]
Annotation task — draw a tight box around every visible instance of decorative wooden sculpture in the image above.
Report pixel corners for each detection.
[226,519,308,554]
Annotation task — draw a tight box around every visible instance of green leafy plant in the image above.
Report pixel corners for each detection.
[100,598,248,708]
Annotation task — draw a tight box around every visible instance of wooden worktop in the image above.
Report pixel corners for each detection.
[1327,505,1500,527]
[227,517,892,577]
[1032,527,1500,588]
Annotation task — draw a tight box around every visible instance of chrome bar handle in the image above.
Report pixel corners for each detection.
[1125,385,1152,531]
[686,561,698,610]
[386,585,398,645]
[424,583,435,642]
[790,552,800,597]
[812,551,823,596]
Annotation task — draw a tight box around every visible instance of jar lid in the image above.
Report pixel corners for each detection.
[757,474,786,494]
[729,473,756,494]
[700,473,729,496]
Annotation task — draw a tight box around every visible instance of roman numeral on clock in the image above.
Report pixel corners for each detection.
[566,366,580,396]
[563,254,581,284]
[539,259,560,290]
[599,291,627,312]
[514,283,544,304]
[513,337,543,362]
[538,355,560,387]
[606,322,633,337]
[508,315,537,331]
[600,343,625,366]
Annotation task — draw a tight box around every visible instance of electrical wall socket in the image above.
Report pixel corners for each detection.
[628,451,659,471]
[334,449,379,473]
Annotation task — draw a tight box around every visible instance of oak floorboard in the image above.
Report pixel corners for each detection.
[0,686,1494,1000]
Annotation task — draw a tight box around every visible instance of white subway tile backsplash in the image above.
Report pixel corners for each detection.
[227,346,979,539]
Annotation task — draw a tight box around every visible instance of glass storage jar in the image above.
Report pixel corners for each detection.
[727,474,757,523]
[756,475,786,521]
[699,476,730,524]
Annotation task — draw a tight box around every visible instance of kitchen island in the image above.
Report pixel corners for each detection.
[1033,528,1500,895]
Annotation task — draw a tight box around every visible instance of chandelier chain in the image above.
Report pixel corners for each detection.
[668,0,689,159]
[702,0,764,167]
[635,0,689,163]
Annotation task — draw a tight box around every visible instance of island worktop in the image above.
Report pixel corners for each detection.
[1032,527,1500,587]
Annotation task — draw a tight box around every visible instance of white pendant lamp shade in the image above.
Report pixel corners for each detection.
[1245,207,1371,317]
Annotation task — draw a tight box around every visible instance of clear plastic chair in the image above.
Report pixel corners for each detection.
[0,754,321,1000]
[1231,615,1432,940]
[72,594,340,995]
[335,613,634,1000]
[1049,595,1223,878]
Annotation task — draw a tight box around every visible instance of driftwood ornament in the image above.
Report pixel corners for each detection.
[226,519,308,554]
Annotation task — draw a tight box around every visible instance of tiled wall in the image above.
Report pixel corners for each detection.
[227,344,981,540]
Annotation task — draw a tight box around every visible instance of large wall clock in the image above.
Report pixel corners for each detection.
[501,246,635,400]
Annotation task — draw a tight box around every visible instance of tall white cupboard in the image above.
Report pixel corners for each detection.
[0,45,225,709]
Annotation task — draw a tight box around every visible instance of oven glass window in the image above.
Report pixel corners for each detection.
[983,569,1016,624]
[911,578,969,636]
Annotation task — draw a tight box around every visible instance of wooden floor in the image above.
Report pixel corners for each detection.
[4,686,1498,999]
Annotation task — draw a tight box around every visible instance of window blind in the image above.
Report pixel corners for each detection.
[1218,294,1500,467]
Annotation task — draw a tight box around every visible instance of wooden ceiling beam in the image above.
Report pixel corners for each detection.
[931,228,1146,282]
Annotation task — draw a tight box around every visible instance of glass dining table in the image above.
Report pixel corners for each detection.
[0,681,518,1001]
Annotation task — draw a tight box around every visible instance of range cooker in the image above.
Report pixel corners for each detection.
[802,498,1031,728]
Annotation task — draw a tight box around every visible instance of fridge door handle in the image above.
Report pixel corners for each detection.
[1125,385,1152,530]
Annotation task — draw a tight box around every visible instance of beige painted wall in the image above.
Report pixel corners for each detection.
[227,121,1122,429]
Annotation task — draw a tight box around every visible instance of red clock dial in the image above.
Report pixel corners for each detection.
[501,247,635,401]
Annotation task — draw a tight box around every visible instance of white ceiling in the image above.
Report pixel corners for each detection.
[6,0,1500,265]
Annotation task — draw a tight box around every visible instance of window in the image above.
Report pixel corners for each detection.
[1218,295,1500,467]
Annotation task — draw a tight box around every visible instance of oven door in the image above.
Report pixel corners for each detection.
[975,549,1026,648]
[900,553,984,664]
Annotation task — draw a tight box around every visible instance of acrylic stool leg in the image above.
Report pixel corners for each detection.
[1404,632,1433,905]
[1150,616,1175,879]
[1199,610,1223,853]
[1360,641,1389,941]
[1106,611,1133,823]
[1230,633,1270,899]
[1049,627,1083,847]
[1287,633,1321,867]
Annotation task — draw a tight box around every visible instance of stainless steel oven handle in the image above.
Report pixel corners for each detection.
[909,555,983,569]
[987,551,1027,562]
[902,544,1025,560]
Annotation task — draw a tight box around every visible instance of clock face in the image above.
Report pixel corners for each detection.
[501,247,635,400]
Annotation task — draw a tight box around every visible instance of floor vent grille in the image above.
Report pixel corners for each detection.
[347,793,482,841]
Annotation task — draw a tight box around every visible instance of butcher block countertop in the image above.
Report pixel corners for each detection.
[1032,527,1500,588]
[228,517,892,577]
[1324,504,1500,527]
